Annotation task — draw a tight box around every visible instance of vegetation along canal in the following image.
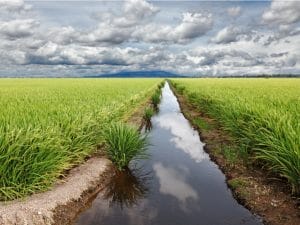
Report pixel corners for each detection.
[74,82,264,225]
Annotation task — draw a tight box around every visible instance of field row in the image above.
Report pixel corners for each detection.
[171,78,300,194]
[0,78,162,200]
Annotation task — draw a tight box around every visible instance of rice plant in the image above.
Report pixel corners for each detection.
[143,107,154,131]
[103,123,149,170]
[144,107,154,121]
[151,89,161,110]
[0,78,162,200]
[171,78,300,194]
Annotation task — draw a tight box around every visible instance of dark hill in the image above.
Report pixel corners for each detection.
[85,70,186,78]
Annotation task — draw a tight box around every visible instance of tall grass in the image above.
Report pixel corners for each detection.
[144,107,154,121]
[0,78,162,200]
[151,89,162,110]
[103,123,149,170]
[171,78,300,194]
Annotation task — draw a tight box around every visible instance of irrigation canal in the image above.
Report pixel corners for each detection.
[74,82,263,225]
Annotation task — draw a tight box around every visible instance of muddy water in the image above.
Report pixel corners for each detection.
[74,82,263,225]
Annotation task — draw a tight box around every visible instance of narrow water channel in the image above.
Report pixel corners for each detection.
[74,82,263,225]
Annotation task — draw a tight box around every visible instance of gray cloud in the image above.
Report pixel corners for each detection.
[123,0,159,24]
[270,52,288,58]
[133,12,213,44]
[0,0,299,77]
[0,0,31,11]
[81,0,159,45]
[227,6,241,17]
[262,0,300,25]
[0,19,39,39]
[211,26,253,44]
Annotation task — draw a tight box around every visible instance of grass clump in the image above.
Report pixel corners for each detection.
[143,107,154,131]
[193,117,212,131]
[157,81,165,89]
[151,91,161,109]
[222,146,238,167]
[103,123,149,170]
[143,107,154,121]
[228,178,247,190]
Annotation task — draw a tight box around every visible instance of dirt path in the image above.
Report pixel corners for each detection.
[171,85,300,225]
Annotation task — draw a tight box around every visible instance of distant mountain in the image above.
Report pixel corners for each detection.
[85,70,186,78]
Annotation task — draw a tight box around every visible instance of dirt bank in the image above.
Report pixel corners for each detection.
[0,158,111,225]
[171,85,300,225]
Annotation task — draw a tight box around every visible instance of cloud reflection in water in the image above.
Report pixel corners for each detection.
[153,162,198,210]
[154,112,207,163]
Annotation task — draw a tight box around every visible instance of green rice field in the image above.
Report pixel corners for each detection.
[171,78,300,194]
[0,78,162,200]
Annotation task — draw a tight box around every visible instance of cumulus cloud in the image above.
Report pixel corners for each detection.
[72,0,159,45]
[0,19,39,39]
[0,0,299,77]
[227,6,241,17]
[87,1,213,45]
[0,0,30,11]
[123,0,159,24]
[134,12,213,44]
[26,43,133,65]
[45,26,77,45]
[176,31,300,76]
[94,0,158,28]
[19,43,173,68]
[262,0,300,25]
[173,12,213,40]
[211,26,248,44]
[77,24,132,45]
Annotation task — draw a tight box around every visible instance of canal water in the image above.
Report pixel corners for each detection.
[74,82,263,225]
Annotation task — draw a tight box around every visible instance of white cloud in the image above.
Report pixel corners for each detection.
[46,26,77,45]
[0,0,299,77]
[76,0,159,45]
[174,12,213,40]
[227,6,241,17]
[27,43,138,65]
[94,0,158,28]
[0,19,39,39]
[211,26,244,44]
[134,12,213,44]
[123,0,159,23]
[262,0,300,25]
[153,163,198,205]
[0,0,31,12]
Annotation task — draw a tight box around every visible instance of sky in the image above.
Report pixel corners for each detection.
[0,0,300,77]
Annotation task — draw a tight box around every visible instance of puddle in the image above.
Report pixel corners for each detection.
[74,82,263,225]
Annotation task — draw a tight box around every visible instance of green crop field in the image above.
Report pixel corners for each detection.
[0,78,162,200]
[171,78,300,194]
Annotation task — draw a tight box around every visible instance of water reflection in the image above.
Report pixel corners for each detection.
[103,166,152,209]
[153,162,198,209]
[144,119,152,131]
[153,83,207,163]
